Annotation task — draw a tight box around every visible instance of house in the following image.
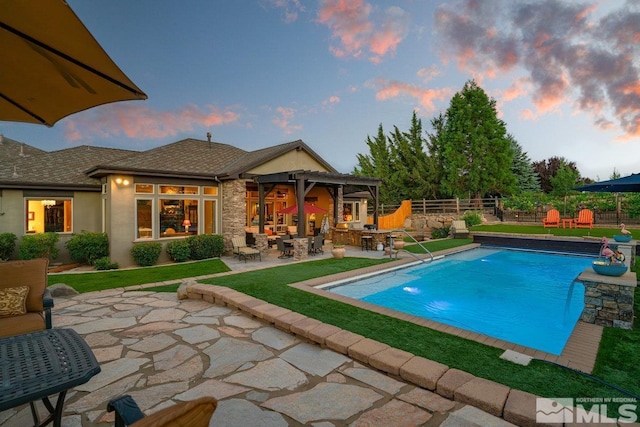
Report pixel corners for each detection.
[0,135,380,266]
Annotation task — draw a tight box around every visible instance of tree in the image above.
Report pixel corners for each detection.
[425,113,446,198]
[532,156,580,193]
[387,112,432,200]
[610,168,621,180]
[437,80,516,199]
[353,124,400,205]
[509,134,540,193]
[550,162,580,197]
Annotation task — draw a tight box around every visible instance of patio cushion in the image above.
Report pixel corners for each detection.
[0,286,30,316]
[0,312,46,337]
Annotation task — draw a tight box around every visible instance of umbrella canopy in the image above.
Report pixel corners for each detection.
[574,173,640,193]
[277,202,327,215]
[0,0,147,126]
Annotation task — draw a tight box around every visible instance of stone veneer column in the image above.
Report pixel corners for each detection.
[292,237,309,261]
[578,269,636,329]
[221,180,248,252]
[254,234,269,253]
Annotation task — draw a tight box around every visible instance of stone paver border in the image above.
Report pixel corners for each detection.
[185,282,552,427]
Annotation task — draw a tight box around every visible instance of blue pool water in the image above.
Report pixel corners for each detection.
[329,247,592,355]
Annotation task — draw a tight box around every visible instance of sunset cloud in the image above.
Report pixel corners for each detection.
[64,104,240,142]
[317,0,409,63]
[375,79,453,112]
[434,0,640,137]
[261,0,304,23]
[273,106,303,134]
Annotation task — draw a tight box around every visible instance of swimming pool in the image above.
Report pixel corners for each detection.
[328,247,593,355]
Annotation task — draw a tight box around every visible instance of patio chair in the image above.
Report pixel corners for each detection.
[451,220,469,239]
[574,209,594,229]
[0,258,53,338]
[231,236,261,262]
[542,209,560,228]
[312,234,324,254]
[276,237,293,258]
[107,395,217,427]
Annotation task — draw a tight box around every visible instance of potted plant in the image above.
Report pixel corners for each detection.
[331,243,346,259]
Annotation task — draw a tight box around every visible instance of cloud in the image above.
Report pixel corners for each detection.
[375,79,453,112]
[261,0,304,23]
[416,65,441,83]
[63,104,240,141]
[317,0,409,63]
[322,95,341,107]
[273,106,303,134]
[434,0,640,137]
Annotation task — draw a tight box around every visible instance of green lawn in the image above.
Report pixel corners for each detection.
[472,223,625,238]
[50,231,640,412]
[48,259,230,293]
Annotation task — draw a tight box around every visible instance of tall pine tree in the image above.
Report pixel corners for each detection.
[508,134,540,193]
[438,80,515,199]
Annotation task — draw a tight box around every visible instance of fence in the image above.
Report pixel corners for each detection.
[375,198,499,217]
[372,197,639,226]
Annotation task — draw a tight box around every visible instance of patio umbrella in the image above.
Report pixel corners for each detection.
[0,0,147,126]
[574,173,640,193]
[277,202,327,215]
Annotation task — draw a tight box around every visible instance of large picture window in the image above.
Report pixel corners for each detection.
[159,199,198,237]
[25,199,72,233]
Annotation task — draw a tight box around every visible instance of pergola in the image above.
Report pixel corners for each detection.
[253,170,381,237]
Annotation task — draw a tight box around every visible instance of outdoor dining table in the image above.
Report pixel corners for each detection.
[0,328,101,427]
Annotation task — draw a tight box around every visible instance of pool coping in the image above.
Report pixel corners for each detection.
[290,244,603,373]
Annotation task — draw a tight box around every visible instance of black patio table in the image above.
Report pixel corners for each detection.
[0,328,101,427]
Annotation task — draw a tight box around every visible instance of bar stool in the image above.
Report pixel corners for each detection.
[361,235,373,251]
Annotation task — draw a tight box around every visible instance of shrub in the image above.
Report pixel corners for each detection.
[0,232,17,261]
[65,231,109,265]
[19,232,59,260]
[166,239,191,262]
[431,226,450,239]
[94,257,119,270]
[187,234,224,260]
[130,242,162,266]
[462,210,483,227]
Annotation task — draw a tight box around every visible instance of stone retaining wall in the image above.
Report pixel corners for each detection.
[578,269,636,329]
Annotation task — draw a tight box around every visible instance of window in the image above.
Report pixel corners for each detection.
[136,199,153,238]
[159,185,198,195]
[26,199,72,233]
[131,183,218,240]
[342,201,360,223]
[135,184,154,194]
[159,199,198,237]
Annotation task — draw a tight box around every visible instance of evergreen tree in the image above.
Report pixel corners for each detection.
[388,112,431,200]
[508,134,540,192]
[437,80,516,199]
[353,124,399,205]
[425,113,446,198]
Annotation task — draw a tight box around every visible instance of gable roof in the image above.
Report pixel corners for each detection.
[86,138,249,178]
[0,137,339,189]
[0,137,135,189]
[220,139,337,177]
